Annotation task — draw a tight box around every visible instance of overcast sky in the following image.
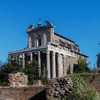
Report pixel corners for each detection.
[0,0,100,68]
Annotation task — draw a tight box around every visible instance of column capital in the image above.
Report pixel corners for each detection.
[57,53,60,57]
[29,52,33,54]
[52,51,55,55]
[63,55,66,59]
[38,51,40,55]
[46,50,50,55]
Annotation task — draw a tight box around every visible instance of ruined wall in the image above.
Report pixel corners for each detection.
[46,74,100,100]
[46,77,72,100]
[0,86,46,100]
[1,74,100,100]
[8,72,28,87]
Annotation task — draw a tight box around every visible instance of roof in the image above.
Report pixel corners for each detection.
[54,32,75,43]
[75,52,88,57]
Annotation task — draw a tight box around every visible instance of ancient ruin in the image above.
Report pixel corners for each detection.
[8,21,88,78]
[8,72,28,87]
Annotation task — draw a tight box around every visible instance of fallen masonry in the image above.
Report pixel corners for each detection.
[46,76,72,100]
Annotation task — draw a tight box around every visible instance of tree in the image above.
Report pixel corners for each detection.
[0,59,47,86]
[0,59,23,86]
[0,60,2,67]
[73,58,89,73]
[23,61,39,85]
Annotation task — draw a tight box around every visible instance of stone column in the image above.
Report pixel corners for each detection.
[52,51,56,78]
[60,54,63,77]
[46,50,50,78]
[70,63,73,74]
[57,53,63,77]
[63,55,67,76]
[22,53,25,68]
[30,52,33,62]
[69,57,74,74]
[38,51,41,76]
[57,53,60,77]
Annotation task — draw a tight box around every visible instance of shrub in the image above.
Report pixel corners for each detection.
[68,74,99,100]
[0,59,47,86]
[0,59,23,86]
[73,58,90,73]
[23,61,39,85]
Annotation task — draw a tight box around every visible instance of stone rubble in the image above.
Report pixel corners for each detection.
[46,76,72,99]
[8,72,28,87]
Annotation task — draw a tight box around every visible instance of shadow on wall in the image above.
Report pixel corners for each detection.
[29,89,46,100]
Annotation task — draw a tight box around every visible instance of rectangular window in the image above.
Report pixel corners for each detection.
[38,38,41,46]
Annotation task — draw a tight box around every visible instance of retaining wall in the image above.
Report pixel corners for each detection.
[0,86,46,100]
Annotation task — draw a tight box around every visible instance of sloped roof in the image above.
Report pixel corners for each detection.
[54,32,75,43]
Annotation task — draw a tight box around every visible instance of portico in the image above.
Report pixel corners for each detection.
[8,44,77,78]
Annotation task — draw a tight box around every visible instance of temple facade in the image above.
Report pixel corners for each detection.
[8,21,88,78]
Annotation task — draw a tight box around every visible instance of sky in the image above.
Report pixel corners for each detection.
[0,0,100,68]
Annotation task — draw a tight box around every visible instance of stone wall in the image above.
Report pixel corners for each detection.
[46,76,72,100]
[0,86,46,100]
[8,72,28,87]
[1,74,100,100]
[46,74,100,99]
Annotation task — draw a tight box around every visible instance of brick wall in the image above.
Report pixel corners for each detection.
[0,86,46,100]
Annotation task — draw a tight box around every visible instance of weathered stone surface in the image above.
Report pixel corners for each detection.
[0,86,46,100]
[8,72,28,87]
[46,76,72,100]
[33,80,43,86]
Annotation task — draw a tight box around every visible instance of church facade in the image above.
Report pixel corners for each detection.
[8,21,88,78]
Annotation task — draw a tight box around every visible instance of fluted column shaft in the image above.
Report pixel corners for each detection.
[57,53,60,77]
[38,51,41,77]
[57,53,63,77]
[52,51,56,78]
[46,50,50,78]
[30,52,33,62]
[22,53,25,68]
[63,55,66,76]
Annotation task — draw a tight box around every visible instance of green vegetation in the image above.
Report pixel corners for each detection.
[0,59,23,86]
[69,74,99,100]
[71,58,99,100]
[0,58,99,100]
[0,59,47,86]
[23,61,47,85]
[73,58,90,73]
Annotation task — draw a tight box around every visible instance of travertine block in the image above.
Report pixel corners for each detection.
[8,72,28,87]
